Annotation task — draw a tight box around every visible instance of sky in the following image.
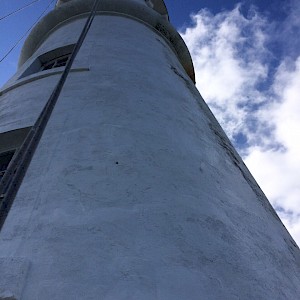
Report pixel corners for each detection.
[0,0,300,246]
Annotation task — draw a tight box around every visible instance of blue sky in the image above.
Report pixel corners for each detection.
[0,0,300,245]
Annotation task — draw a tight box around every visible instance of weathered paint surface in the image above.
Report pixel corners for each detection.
[0,1,300,299]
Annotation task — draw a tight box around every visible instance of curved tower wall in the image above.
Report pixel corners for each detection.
[0,0,299,299]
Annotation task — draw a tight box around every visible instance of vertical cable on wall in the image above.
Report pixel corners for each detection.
[0,0,100,230]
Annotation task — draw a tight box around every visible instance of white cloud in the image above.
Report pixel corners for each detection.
[245,58,300,243]
[180,5,270,144]
[180,3,300,245]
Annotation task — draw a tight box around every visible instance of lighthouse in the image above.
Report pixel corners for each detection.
[0,0,299,299]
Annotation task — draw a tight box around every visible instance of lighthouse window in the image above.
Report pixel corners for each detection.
[19,44,75,79]
[0,127,32,182]
[0,150,15,181]
[41,53,71,71]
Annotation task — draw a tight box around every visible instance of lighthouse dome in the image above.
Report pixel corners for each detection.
[56,0,168,16]
[18,0,195,82]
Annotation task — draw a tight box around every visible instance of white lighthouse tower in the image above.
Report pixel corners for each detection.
[0,0,299,299]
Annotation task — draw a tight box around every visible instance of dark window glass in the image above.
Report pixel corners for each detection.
[0,150,15,181]
[41,53,71,71]
[42,61,56,70]
[56,56,69,67]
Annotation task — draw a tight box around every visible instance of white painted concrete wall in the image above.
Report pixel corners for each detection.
[0,4,300,300]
